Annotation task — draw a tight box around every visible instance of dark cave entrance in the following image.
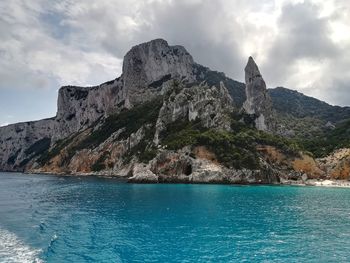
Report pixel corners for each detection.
[184,164,192,176]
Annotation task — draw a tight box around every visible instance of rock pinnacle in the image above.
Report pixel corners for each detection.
[243,56,275,132]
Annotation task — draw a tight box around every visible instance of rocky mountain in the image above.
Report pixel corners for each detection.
[269,87,350,138]
[191,66,350,138]
[0,39,349,184]
[242,57,276,132]
[269,87,350,123]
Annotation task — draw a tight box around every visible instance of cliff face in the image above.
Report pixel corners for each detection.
[122,39,196,105]
[0,119,55,171]
[243,57,276,132]
[0,39,349,184]
[0,39,196,172]
[56,79,126,138]
[154,81,234,145]
[0,78,127,171]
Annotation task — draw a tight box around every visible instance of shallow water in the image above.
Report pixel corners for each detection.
[1,172,350,262]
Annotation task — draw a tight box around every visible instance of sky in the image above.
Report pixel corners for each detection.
[1,0,350,126]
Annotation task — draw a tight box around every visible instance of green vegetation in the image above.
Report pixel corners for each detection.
[269,87,350,123]
[91,151,110,171]
[275,113,326,138]
[33,81,349,172]
[37,136,74,165]
[7,149,21,165]
[15,137,53,167]
[124,140,158,164]
[74,97,163,151]
[148,74,171,88]
[38,97,163,167]
[161,119,300,169]
[24,137,51,156]
[193,64,246,107]
[19,158,31,167]
[301,119,350,157]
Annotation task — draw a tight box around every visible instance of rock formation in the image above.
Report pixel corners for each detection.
[0,79,127,171]
[0,39,195,171]
[1,39,350,185]
[154,81,233,145]
[243,57,275,132]
[122,39,196,105]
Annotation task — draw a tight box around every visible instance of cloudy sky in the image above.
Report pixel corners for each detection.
[1,0,349,126]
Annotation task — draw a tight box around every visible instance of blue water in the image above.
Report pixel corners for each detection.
[1,173,350,262]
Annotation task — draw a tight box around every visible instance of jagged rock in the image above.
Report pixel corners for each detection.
[325,121,336,129]
[56,79,126,139]
[128,164,158,183]
[0,119,55,171]
[0,39,196,171]
[1,39,349,185]
[0,79,127,171]
[243,57,276,132]
[153,81,234,145]
[127,148,279,184]
[317,148,350,180]
[123,39,196,105]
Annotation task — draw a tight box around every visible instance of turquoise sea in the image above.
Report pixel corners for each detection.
[1,172,350,262]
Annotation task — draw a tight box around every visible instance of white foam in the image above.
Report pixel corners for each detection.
[0,227,43,263]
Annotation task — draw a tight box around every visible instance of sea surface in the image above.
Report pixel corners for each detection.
[1,172,350,262]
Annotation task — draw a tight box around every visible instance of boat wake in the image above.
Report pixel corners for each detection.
[0,227,43,263]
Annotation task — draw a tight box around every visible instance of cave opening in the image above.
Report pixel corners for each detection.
[184,164,192,176]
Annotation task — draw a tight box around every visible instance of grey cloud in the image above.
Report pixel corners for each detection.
[327,78,350,106]
[277,2,338,59]
[56,0,249,80]
[137,0,247,80]
[263,2,340,86]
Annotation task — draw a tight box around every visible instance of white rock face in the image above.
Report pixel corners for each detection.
[0,38,231,171]
[0,78,127,171]
[0,119,55,170]
[153,81,234,145]
[122,39,196,105]
[243,57,275,132]
[56,78,126,139]
[127,149,279,184]
[129,164,158,183]
[1,39,195,171]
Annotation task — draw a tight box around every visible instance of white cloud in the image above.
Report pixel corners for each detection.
[0,0,122,90]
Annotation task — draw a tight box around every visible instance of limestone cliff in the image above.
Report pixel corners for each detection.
[318,149,350,180]
[0,39,349,184]
[0,39,195,171]
[154,81,234,145]
[0,78,126,171]
[122,39,196,105]
[243,57,276,132]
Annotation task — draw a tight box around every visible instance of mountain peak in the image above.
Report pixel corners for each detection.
[122,39,195,105]
[244,56,261,84]
[127,38,169,52]
[243,56,275,132]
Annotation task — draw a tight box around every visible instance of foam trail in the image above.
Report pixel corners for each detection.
[0,227,43,263]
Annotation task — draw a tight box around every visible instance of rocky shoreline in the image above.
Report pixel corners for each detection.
[281,179,350,188]
[17,170,350,188]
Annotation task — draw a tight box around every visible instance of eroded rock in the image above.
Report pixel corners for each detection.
[243,57,276,132]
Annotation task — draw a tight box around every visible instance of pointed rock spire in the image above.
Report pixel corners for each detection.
[243,56,275,132]
[245,56,261,85]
